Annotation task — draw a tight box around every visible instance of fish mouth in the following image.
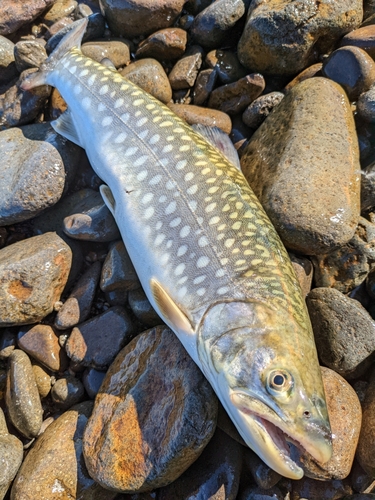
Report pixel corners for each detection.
[230,391,332,480]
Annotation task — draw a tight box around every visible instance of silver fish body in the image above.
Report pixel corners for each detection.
[23,18,332,479]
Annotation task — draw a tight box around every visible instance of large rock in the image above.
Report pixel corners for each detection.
[0,0,56,35]
[237,0,363,75]
[240,78,360,255]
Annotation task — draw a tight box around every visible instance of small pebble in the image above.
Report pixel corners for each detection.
[14,40,47,73]
[128,288,162,327]
[193,68,218,106]
[168,103,232,134]
[242,91,284,129]
[83,367,106,399]
[42,0,78,25]
[100,241,140,293]
[206,49,247,85]
[168,49,202,90]
[51,375,85,409]
[32,363,52,399]
[357,85,375,123]
[82,39,131,68]
[136,28,187,60]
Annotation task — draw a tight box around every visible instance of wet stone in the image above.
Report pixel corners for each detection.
[65,306,134,369]
[341,26,375,60]
[42,0,78,25]
[83,367,106,399]
[0,408,23,500]
[128,288,162,328]
[168,103,232,134]
[63,188,120,242]
[18,324,69,372]
[238,0,363,75]
[208,74,265,115]
[158,428,242,500]
[82,39,131,68]
[0,36,18,85]
[190,0,246,51]
[6,349,43,439]
[51,375,85,409]
[46,17,74,40]
[83,325,218,492]
[242,448,281,490]
[14,40,47,73]
[120,59,172,104]
[241,78,360,255]
[0,0,56,35]
[289,253,313,297]
[291,476,353,499]
[0,232,72,327]
[284,63,323,92]
[32,363,51,399]
[230,114,253,156]
[193,68,218,106]
[357,86,375,123]
[55,260,102,330]
[168,50,203,90]
[100,241,140,294]
[322,46,375,101]
[242,91,284,130]
[206,49,247,85]
[135,28,187,61]
[10,401,116,500]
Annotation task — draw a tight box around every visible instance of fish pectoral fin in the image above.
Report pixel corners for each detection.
[51,109,82,147]
[150,279,195,336]
[100,184,116,216]
[192,123,241,170]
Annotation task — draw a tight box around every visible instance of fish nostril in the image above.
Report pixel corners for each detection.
[303,410,311,419]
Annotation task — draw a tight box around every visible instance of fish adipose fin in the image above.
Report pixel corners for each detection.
[192,123,241,170]
[52,109,82,147]
[100,185,116,216]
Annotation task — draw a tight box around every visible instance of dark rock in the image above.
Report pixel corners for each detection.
[51,375,85,409]
[14,40,47,73]
[242,91,284,129]
[193,68,218,106]
[100,241,140,294]
[83,367,106,399]
[128,288,161,327]
[136,28,187,60]
[205,49,247,85]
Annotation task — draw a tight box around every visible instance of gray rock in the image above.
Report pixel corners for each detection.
[357,85,375,123]
[0,0,55,35]
[243,448,282,490]
[0,36,18,85]
[51,375,85,409]
[242,91,284,129]
[128,288,161,327]
[0,232,72,327]
[6,350,43,439]
[0,408,23,500]
[0,123,82,225]
[100,241,140,294]
[83,368,106,399]
[14,40,47,73]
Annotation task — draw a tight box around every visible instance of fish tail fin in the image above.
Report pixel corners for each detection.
[21,17,88,90]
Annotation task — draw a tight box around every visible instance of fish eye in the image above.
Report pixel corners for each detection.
[267,370,293,394]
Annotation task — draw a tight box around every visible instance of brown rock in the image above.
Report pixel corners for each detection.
[356,371,375,476]
[32,363,51,399]
[83,326,218,493]
[168,51,202,90]
[168,103,232,134]
[82,39,131,68]
[14,39,47,73]
[289,253,313,297]
[100,241,139,294]
[48,87,67,120]
[341,25,375,59]
[42,0,77,25]
[51,375,85,409]
[284,63,323,92]
[193,68,218,106]
[205,49,247,85]
[136,28,187,60]
[0,407,23,500]
[0,0,56,35]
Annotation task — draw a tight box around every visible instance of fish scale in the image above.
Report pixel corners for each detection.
[23,18,332,481]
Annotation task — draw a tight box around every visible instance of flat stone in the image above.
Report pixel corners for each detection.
[82,39,131,68]
[99,0,185,38]
[100,241,140,294]
[208,74,265,115]
[242,91,284,129]
[18,324,69,372]
[168,103,232,134]
[14,40,47,73]
[55,260,102,330]
[341,25,375,59]
[240,78,360,255]
[168,50,202,90]
[193,68,218,106]
[65,306,134,369]
[128,288,162,328]
[120,59,172,104]
[6,349,43,439]
[51,375,85,409]
[0,36,18,85]
[238,0,363,75]
[83,325,218,493]
[0,232,72,327]
[306,288,375,378]
[0,0,56,35]
[135,28,187,60]
[10,401,116,500]
[206,49,247,85]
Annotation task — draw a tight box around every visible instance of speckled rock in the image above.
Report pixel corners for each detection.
[83,368,106,399]
[10,401,116,500]
[242,91,284,129]
[284,63,323,92]
[158,428,242,499]
[120,59,172,104]
[206,49,247,85]
[100,241,139,294]
[289,253,313,297]
[306,288,375,378]
[0,408,23,500]
[99,0,186,38]
[128,288,161,327]
[14,40,48,73]
[0,0,56,35]
[32,363,52,398]
[240,78,360,255]
[51,375,85,409]
[168,103,232,134]
[136,28,187,60]
[341,26,375,59]
[168,49,202,90]
[190,0,246,51]
[82,39,131,68]
[238,0,363,75]
[312,217,375,293]
[0,36,18,85]
[6,349,43,439]
[65,306,134,369]
[0,232,72,327]
[0,123,81,225]
[42,0,77,25]
[83,325,218,492]
[193,68,217,106]
[208,74,265,115]
[357,86,375,123]
[356,371,375,476]
[55,261,102,330]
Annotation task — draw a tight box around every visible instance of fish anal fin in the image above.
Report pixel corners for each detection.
[192,123,241,170]
[100,185,116,216]
[150,279,195,336]
[51,109,82,147]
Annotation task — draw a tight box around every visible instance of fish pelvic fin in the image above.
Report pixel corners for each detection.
[100,185,116,216]
[20,17,88,91]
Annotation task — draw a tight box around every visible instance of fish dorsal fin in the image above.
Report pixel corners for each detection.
[51,109,82,147]
[100,185,116,216]
[192,123,241,170]
[150,278,195,336]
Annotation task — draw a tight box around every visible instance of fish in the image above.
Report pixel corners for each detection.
[22,17,332,479]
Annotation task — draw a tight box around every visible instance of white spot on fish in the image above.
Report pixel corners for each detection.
[98,103,106,112]
[82,97,91,109]
[154,234,165,246]
[163,144,173,153]
[142,192,154,204]
[99,85,109,95]
[217,286,229,295]
[149,174,162,185]
[179,145,190,152]
[137,170,148,181]
[124,147,138,157]
[133,98,145,106]
[121,112,130,123]
[114,98,124,108]
[197,256,210,268]
[225,239,235,248]
[194,275,206,284]
[187,184,198,195]
[143,206,154,219]
[198,236,209,247]
[215,269,225,277]
[166,240,173,249]
[232,221,242,230]
[178,286,187,298]
[150,134,160,144]
[208,186,219,194]
[165,201,176,214]
[189,200,197,211]
[115,132,127,143]
[170,217,181,227]
[177,276,188,284]
[102,116,113,126]
[137,117,148,127]
[209,216,220,225]
[155,221,162,230]
[185,172,194,181]
[133,155,148,166]
[70,65,77,74]
[88,74,96,86]
[176,160,187,170]
[220,258,229,265]
[139,129,149,139]
[74,85,82,95]
[159,195,167,203]
[177,245,187,256]
[174,263,185,276]
[205,203,217,213]
[79,69,89,77]
[180,226,190,238]
[160,253,170,265]
[197,288,206,296]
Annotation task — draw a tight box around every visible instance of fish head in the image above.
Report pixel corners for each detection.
[198,300,332,479]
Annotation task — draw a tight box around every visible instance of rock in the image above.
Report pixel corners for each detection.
[230,114,252,156]
[168,49,202,90]
[205,49,247,85]
[297,367,362,480]
[63,189,120,242]
[0,409,23,500]
[238,0,363,75]
[306,288,375,378]
[82,367,106,399]
[289,253,313,297]
[55,261,102,330]
[83,325,218,492]
[10,401,116,500]
[100,241,140,294]
[65,306,134,369]
[0,232,72,327]
[357,86,375,123]
[48,87,67,120]
[18,324,69,372]
[42,0,77,25]
[242,448,281,490]
[356,370,375,476]
[0,36,18,85]
[82,39,131,68]
[312,217,375,293]
[208,74,265,115]
[128,288,161,327]
[240,78,360,255]
[284,63,323,92]
[0,69,51,130]
[168,103,232,134]
[341,25,375,60]
[158,428,242,499]
[32,363,52,398]
[0,123,82,225]
[322,46,375,101]
[238,485,285,499]
[120,58,172,104]
[100,0,185,38]
[136,28,187,60]
[242,91,284,129]
[51,375,85,409]
[291,476,353,499]
[0,329,16,360]
[14,40,47,73]
[46,17,74,39]
[0,0,56,35]
[193,68,218,106]
[6,349,43,439]
[190,0,246,51]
